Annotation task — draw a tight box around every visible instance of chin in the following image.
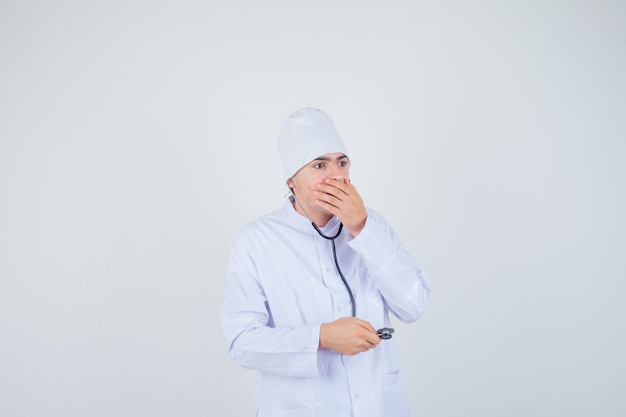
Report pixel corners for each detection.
[314,207,333,216]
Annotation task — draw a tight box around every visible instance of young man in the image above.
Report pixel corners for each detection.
[220,107,431,417]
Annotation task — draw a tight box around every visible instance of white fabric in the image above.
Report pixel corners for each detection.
[277,107,349,182]
[220,199,432,417]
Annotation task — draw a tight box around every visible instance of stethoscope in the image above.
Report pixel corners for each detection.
[290,188,395,340]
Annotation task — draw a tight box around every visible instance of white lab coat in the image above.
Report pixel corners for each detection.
[220,198,431,417]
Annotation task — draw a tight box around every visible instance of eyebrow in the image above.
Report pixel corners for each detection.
[313,154,349,162]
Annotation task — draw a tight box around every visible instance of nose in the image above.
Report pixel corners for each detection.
[327,164,344,181]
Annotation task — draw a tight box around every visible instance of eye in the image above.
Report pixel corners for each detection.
[338,160,348,167]
[313,162,324,169]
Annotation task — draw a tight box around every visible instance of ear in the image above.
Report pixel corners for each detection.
[287,176,296,189]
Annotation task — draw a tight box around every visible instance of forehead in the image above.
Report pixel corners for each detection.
[311,152,349,162]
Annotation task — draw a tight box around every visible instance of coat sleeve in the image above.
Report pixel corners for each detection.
[347,208,432,322]
[219,234,332,377]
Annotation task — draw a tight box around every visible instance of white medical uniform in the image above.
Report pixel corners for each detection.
[220,198,431,417]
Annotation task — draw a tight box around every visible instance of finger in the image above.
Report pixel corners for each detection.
[353,320,378,337]
[324,177,350,194]
[355,319,378,334]
[316,182,348,199]
[365,333,381,346]
[314,191,343,209]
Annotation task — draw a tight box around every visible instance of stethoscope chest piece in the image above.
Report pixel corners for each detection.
[377,327,395,340]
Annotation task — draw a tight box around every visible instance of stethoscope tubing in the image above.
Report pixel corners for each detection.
[289,189,393,339]
[311,222,356,317]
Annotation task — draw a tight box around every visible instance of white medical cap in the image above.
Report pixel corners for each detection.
[277,107,349,182]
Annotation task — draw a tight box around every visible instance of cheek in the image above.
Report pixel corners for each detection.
[306,182,320,192]
[302,175,323,189]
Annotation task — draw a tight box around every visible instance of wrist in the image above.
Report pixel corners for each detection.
[346,215,367,237]
[318,323,327,350]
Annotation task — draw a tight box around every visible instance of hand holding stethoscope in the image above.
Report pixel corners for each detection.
[318,318,395,355]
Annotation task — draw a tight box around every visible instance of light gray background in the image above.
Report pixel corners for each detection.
[1,1,624,416]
